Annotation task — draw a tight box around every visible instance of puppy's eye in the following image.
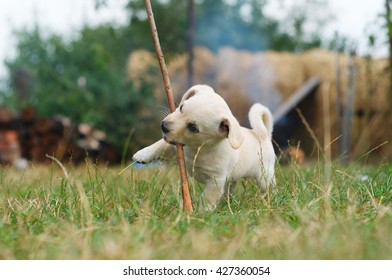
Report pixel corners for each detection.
[187,123,199,133]
[179,105,184,112]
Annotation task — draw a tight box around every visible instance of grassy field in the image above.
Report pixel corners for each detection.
[0,159,391,260]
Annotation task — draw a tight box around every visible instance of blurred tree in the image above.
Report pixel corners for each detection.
[274,0,331,51]
[2,25,159,155]
[125,0,188,55]
[385,0,392,102]
[187,0,195,87]
[124,0,328,52]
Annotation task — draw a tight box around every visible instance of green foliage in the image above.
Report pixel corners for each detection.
[195,0,324,52]
[126,0,327,53]
[126,0,188,55]
[2,25,160,154]
[0,162,391,259]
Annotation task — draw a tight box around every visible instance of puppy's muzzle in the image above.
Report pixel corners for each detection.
[161,120,181,146]
[161,120,170,134]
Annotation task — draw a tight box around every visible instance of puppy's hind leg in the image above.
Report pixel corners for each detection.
[132,139,174,163]
[255,171,275,203]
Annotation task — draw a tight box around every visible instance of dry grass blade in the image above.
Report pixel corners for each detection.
[45,154,69,179]
[118,161,136,176]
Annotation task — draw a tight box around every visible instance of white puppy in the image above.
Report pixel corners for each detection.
[132,85,275,210]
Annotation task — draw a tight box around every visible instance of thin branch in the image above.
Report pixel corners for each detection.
[144,0,193,213]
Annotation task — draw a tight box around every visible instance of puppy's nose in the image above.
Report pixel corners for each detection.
[161,120,170,134]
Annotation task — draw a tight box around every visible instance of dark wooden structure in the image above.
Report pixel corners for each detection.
[272,76,321,154]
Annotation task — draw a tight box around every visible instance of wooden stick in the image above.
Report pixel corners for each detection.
[144,0,193,213]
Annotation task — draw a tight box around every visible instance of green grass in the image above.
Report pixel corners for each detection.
[0,160,391,259]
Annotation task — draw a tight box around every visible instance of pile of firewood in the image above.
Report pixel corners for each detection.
[0,107,119,167]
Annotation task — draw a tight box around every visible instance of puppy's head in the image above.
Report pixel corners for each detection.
[161,85,244,149]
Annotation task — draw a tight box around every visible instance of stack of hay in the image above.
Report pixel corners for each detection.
[127,47,392,159]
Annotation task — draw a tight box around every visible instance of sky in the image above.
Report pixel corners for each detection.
[0,0,128,79]
[0,0,388,82]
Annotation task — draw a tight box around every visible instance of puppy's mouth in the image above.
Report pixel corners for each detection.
[163,135,185,146]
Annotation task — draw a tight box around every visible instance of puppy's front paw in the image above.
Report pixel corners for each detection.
[132,147,157,163]
[198,189,222,212]
[198,200,217,212]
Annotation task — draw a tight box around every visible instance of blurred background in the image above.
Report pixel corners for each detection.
[0,0,391,166]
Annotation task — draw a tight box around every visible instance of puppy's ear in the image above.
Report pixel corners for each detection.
[219,117,244,149]
[181,89,197,103]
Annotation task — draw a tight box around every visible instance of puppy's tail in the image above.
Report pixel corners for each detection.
[249,103,273,140]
